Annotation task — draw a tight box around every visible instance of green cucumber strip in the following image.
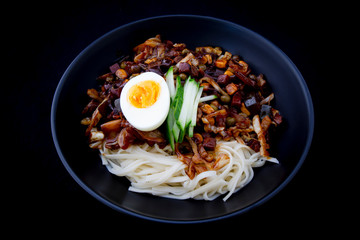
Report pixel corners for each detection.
[187,79,199,119]
[172,121,181,142]
[166,106,175,151]
[165,66,175,100]
[191,86,203,127]
[172,76,184,119]
[178,78,199,141]
[176,76,193,131]
[188,125,194,137]
[166,75,203,143]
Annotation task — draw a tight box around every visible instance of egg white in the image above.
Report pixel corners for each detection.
[120,72,170,131]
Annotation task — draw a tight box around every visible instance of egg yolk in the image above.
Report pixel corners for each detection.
[127,80,160,108]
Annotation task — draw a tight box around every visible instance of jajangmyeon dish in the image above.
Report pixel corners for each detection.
[81,35,283,201]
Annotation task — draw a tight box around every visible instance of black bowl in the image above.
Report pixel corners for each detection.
[51,15,314,223]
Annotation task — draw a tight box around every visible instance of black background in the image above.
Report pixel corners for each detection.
[5,0,346,236]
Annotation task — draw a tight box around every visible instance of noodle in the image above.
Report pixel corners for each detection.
[100,140,278,201]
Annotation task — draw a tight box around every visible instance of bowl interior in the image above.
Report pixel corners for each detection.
[51,15,314,223]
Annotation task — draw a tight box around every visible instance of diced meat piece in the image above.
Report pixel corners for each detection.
[178,62,191,73]
[109,86,122,99]
[203,137,216,151]
[216,114,226,127]
[217,74,230,85]
[109,63,120,73]
[231,91,242,108]
[190,65,199,77]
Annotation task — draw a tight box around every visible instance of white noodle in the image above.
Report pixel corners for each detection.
[100,140,278,201]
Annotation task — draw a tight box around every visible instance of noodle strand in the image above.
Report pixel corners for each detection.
[100,140,278,201]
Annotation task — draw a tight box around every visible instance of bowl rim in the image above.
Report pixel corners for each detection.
[51,14,315,224]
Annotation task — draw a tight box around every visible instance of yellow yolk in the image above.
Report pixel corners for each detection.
[127,80,160,108]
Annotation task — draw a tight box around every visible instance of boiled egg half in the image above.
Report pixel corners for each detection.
[120,72,170,131]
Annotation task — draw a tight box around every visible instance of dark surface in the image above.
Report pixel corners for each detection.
[6,0,342,235]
